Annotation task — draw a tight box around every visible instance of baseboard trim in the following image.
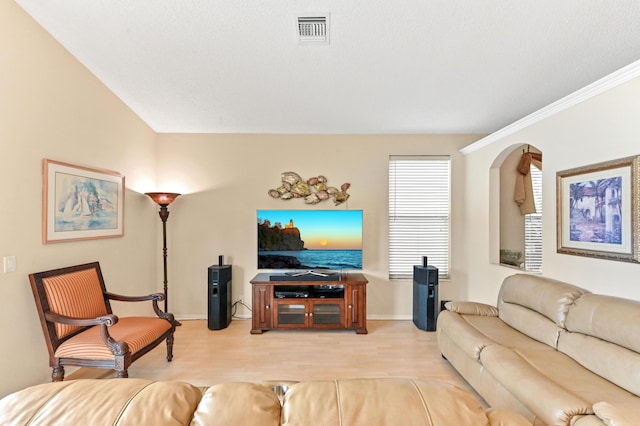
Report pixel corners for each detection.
[367,314,413,321]
[175,314,414,321]
[175,315,207,321]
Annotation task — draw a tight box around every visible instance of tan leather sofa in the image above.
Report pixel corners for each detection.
[437,274,640,426]
[0,377,531,425]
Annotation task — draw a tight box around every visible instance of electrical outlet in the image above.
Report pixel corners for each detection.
[3,256,16,273]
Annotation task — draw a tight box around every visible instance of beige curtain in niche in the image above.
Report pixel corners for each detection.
[514,151,542,215]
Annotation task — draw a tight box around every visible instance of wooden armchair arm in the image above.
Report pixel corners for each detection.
[104,292,164,303]
[44,312,119,327]
[44,311,129,356]
[104,292,174,323]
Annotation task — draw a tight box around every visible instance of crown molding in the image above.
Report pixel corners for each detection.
[460,59,640,155]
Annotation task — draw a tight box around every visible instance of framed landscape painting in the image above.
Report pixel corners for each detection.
[556,155,640,263]
[43,159,125,243]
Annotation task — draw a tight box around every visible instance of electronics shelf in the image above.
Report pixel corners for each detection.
[249,272,368,334]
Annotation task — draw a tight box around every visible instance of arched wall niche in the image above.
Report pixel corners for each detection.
[489,143,542,269]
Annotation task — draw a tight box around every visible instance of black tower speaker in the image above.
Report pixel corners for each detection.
[413,264,439,331]
[208,264,232,330]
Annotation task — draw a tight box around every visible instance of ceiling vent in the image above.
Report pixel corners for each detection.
[297,14,330,44]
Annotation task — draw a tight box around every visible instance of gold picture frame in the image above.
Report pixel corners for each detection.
[43,159,125,243]
[556,155,640,262]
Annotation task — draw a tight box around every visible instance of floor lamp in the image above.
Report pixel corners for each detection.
[145,192,181,325]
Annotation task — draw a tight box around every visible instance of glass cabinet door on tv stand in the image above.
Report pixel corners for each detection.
[273,299,344,329]
[249,272,368,334]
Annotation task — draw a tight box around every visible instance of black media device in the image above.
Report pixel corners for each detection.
[275,290,310,298]
[208,259,232,330]
[412,264,439,331]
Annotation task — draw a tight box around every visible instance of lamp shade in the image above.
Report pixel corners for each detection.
[145,192,181,206]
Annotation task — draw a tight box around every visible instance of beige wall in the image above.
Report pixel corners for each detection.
[463,76,640,304]
[1,2,159,397]
[154,134,478,321]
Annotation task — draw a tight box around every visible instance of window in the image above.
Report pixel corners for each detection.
[389,156,450,279]
[524,163,542,272]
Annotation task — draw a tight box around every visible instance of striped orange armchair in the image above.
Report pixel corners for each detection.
[29,262,175,381]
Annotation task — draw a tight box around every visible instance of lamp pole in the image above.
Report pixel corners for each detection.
[145,192,181,324]
[158,203,170,313]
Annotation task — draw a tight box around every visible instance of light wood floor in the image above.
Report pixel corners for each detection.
[68,319,481,400]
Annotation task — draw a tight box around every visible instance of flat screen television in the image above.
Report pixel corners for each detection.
[257,209,363,271]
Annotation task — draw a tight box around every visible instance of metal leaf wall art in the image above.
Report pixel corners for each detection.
[268,172,350,205]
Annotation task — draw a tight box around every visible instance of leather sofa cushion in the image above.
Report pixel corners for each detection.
[480,344,593,426]
[191,382,281,425]
[558,331,640,398]
[443,311,555,353]
[565,293,640,354]
[0,379,203,425]
[511,342,638,407]
[280,378,531,426]
[498,274,589,328]
[498,303,563,348]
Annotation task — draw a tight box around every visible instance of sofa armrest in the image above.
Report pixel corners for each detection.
[445,301,498,316]
[593,401,640,426]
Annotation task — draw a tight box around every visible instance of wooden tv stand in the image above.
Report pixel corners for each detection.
[250,272,368,334]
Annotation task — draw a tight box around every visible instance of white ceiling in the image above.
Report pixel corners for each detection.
[15,1,640,135]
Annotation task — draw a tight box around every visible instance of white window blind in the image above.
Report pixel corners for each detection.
[389,156,450,279]
[524,163,542,272]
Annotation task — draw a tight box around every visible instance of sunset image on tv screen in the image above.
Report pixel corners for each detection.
[257,209,363,270]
